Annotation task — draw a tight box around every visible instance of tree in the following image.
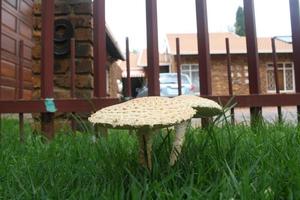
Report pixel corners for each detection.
[234,6,245,36]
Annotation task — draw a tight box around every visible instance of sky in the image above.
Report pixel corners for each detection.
[106,0,292,52]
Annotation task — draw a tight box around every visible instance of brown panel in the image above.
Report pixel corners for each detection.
[2,9,17,31]
[23,89,31,99]
[1,34,16,54]
[2,51,18,64]
[23,68,32,82]
[1,0,33,100]
[1,76,31,89]
[20,0,31,16]
[0,86,15,100]
[20,21,32,39]
[1,60,16,78]
[5,0,17,9]
[23,44,31,59]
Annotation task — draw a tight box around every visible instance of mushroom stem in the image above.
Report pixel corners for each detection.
[169,120,190,166]
[95,125,108,138]
[137,128,154,170]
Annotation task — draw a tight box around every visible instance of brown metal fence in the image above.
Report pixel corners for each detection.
[1,0,300,139]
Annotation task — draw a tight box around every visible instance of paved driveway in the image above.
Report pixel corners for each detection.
[234,106,297,124]
[191,106,298,127]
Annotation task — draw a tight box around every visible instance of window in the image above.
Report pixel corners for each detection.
[267,62,295,93]
[181,64,200,94]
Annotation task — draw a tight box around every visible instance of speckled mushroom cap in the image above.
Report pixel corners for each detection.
[88,96,196,129]
[172,95,222,117]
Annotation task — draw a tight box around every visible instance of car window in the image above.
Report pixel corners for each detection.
[159,74,190,84]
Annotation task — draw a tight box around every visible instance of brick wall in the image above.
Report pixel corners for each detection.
[170,53,293,95]
[33,0,122,100]
[32,0,122,129]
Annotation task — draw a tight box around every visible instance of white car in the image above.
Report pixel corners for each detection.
[137,73,195,97]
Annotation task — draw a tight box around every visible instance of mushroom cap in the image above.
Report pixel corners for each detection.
[88,96,196,129]
[172,95,222,117]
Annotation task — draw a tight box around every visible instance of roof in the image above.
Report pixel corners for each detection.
[118,52,145,77]
[138,49,171,67]
[166,32,293,55]
[275,36,292,43]
[118,49,172,77]
[106,25,125,60]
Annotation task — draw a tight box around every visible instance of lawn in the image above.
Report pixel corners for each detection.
[0,118,300,199]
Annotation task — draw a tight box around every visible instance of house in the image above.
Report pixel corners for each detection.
[119,52,145,97]
[119,50,172,97]
[166,32,294,95]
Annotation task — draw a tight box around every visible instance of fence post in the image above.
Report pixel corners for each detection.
[146,0,160,96]
[243,0,262,126]
[19,40,24,142]
[93,0,107,98]
[195,0,212,96]
[41,0,55,139]
[226,38,235,124]
[289,0,300,123]
[93,0,108,137]
[271,38,282,122]
[0,0,2,136]
[70,38,76,131]
[125,37,132,97]
[176,38,182,95]
[195,0,212,127]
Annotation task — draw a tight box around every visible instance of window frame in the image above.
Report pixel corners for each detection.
[266,62,295,93]
[181,63,200,95]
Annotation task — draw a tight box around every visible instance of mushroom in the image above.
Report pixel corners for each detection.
[88,96,195,169]
[169,95,222,166]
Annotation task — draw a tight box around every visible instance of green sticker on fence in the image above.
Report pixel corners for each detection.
[45,98,57,113]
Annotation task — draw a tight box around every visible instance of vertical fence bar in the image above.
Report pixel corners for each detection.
[70,38,76,131]
[176,38,182,95]
[15,60,18,99]
[243,0,262,125]
[195,0,212,96]
[125,37,132,97]
[195,0,212,127]
[271,38,282,122]
[146,0,160,96]
[0,0,2,135]
[19,40,24,142]
[41,0,55,139]
[289,0,300,123]
[70,38,76,99]
[93,0,107,97]
[225,38,235,124]
[14,35,18,99]
[94,0,108,137]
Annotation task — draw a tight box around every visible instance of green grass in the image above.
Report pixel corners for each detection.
[0,119,300,199]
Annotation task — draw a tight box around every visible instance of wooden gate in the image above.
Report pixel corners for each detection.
[1,0,33,100]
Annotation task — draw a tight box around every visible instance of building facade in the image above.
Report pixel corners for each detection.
[167,32,293,95]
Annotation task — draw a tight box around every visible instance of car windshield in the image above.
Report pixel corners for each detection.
[159,74,189,84]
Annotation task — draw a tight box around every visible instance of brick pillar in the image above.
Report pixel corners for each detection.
[32,0,123,131]
[33,0,94,100]
[32,0,95,131]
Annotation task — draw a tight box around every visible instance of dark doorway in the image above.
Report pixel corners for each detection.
[122,77,145,97]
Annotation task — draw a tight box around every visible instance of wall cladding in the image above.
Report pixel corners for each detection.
[1,0,33,100]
